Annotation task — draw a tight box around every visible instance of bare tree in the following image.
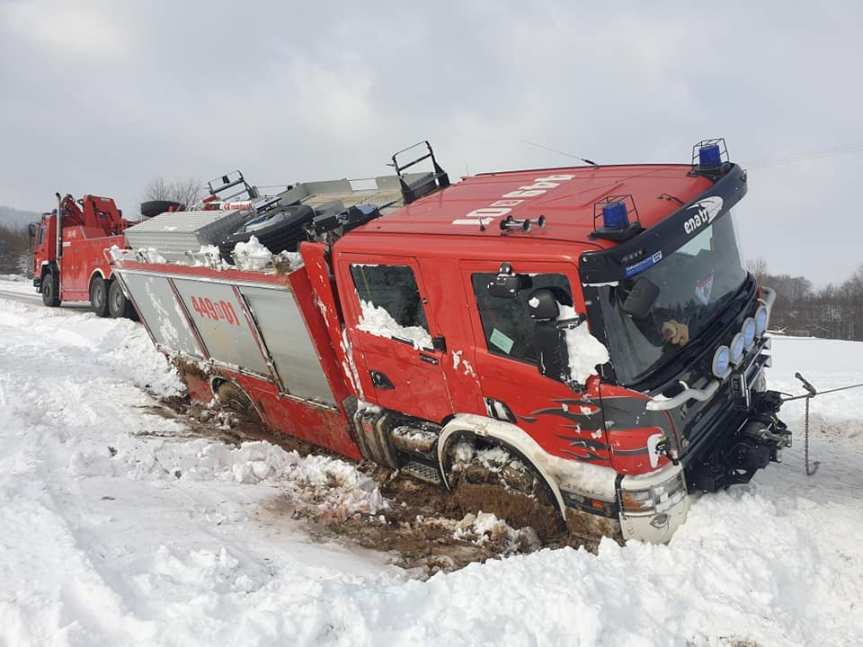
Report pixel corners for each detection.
[0,223,32,275]
[143,177,203,209]
[747,257,769,285]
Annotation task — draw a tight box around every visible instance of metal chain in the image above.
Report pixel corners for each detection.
[804,397,820,476]
[783,376,863,477]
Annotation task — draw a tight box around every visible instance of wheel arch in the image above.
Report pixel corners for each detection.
[437,413,567,517]
[209,375,266,423]
[41,260,58,279]
[88,268,108,287]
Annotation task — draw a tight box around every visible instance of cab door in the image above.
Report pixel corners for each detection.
[461,260,610,464]
[336,254,453,423]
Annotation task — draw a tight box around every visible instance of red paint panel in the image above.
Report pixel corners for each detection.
[231,371,361,461]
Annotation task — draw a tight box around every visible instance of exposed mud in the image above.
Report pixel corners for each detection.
[151,394,593,575]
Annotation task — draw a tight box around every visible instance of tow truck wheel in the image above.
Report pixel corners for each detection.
[42,271,60,307]
[89,276,110,317]
[446,438,564,542]
[108,279,137,320]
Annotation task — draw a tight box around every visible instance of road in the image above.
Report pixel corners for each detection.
[0,277,91,310]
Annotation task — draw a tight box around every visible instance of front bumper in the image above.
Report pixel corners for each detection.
[618,462,690,543]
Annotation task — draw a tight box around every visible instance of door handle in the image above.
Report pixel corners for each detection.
[370,370,395,389]
[418,353,438,365]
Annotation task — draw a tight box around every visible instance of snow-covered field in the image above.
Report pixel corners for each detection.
[1,279,862,647]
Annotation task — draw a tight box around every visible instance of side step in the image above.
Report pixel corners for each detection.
[400,461,442,485]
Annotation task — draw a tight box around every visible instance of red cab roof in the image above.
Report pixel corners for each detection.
[357,163,713,248]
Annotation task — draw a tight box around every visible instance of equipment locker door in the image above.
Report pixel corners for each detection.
[337,254,453,423]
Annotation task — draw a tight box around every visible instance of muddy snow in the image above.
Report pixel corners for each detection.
[1,279,862,646]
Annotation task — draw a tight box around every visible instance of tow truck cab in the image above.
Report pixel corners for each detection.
[329,140,788,542]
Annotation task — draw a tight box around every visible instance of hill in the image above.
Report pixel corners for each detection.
[0,205,40,230]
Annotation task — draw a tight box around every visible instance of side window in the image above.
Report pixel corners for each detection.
[472,273,572,364]
[351,264,431,346]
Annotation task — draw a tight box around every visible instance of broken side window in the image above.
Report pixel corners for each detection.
[350,264,431,347]
[471,273,572,364]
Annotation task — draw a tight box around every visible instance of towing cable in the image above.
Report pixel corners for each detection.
[780,373,863,476]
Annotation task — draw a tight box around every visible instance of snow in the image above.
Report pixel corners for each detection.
[187,245,229,270]
[231,235,272,271]
[356,299,433,349]
[2,279,863,646]
[558,304,610,384]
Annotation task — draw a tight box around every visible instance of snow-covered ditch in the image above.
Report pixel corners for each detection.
[1,281,862,646]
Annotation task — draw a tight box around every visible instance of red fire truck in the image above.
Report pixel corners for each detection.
[112,140,790,544]
[29,193,140,317]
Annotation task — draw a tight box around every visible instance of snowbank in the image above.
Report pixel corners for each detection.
[1,286,862,647]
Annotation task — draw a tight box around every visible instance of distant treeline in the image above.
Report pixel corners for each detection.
[1,218,860,343]
[750,259,863,341]
[0,223,30,275]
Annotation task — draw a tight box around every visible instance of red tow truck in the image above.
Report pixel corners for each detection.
[30,193,140,317]
[112,140,790,544]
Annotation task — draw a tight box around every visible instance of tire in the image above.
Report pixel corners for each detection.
[219,204,316,262]
[215,381,261,423]
[90,275,110,317]
[42,270,60,307]
[140,200,185,218]
[108,279,137,320]
[446,438,564,542]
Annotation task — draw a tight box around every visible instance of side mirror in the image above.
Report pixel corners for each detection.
[526,288,560,321]
[27,223,37,238]
[535,321,569,382]
[621,277,659,319]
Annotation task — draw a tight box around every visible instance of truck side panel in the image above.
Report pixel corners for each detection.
[58,230,125,300]
[116,262,363,461]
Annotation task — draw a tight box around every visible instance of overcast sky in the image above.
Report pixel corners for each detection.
[1,0,861,284]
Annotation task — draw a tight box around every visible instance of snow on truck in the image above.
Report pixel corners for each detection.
[111,140,790,544]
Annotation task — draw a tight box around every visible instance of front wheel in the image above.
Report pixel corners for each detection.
[42,271,61,307]
[108,279,137,319]
[90,276,110,317]
[446,439,564,542]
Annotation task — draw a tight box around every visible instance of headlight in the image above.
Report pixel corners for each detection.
[712,345,731,379]
[730,333,745,365]
[754,305,768,336]
[620,474,687,514]
[742,317,756,350]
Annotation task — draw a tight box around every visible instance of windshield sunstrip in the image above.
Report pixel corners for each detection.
[578,164,748,285]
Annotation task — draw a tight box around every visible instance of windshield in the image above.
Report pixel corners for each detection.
[595,212,747,385]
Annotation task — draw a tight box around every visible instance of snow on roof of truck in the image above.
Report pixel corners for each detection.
[358,164,714,248]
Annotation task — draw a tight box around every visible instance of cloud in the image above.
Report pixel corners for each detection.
[0,1,861,284]
[1,0,129,58]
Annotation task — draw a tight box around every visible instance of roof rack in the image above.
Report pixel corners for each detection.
[207,170,259,202]
[391,141,450,205]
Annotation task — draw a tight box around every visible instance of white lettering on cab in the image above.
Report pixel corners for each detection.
[452,174,575,227]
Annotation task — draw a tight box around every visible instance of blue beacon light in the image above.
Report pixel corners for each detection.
[602,201,629,230]
[698,143,722,169]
